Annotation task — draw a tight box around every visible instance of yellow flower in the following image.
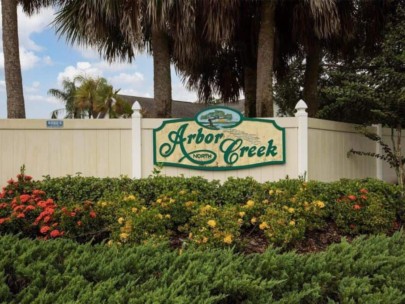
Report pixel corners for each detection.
[141,206,147,211]
[239,211,246,217]
[202,237,208,243]
[237,218,243,225]
[119,233,129,240]
[131,207,138,213]
[276,189,283,194]
[251,217,257,224]
[290,197,296,203]
[207,220,217,228]
[188,232,193,239]
[288,208,295,214]
[165,214,171,219]
[185,201,194,208]
[156,198,162,204]
[259,222,269,230]
[223,234,233,244]
[246,200,255,208]
[126,194,136,201]
[289,220,296,226]
[169,198,176,203]
[98,201,108,207]
[179,190,186,195]
[157,213,163,220]
[107,240,113,246]
[315,200,325,208]
[118,217,125,224]
[269,189,275,195]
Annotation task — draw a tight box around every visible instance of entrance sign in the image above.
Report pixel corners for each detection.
[153,107,286,170]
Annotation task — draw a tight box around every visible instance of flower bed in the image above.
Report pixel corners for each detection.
[0,169,404,251]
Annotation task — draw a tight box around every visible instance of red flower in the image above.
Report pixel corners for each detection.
[24,175,32,181]
[353,204,361,210]
[50,230,62,238]
[70,212,76,217]
[360,188,368,194]
[25,205,36,212]
[348,195,357,201]
[20,194,31,203]
[77,221,82,226]
[40,226,50,234]
[7,179,14,184]
[32,190,45,196]
[17,213,25,218]
[360,195,367,200]
[0,218,10,224]
[43,216,52,223]
[13,205,25,212]
[89,211,96,218]
[0,203,8,209]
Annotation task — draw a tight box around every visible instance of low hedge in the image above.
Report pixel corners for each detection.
[0,170,404,249]
[1,232,405,303]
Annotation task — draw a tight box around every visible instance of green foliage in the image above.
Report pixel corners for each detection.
[1,232,405,303]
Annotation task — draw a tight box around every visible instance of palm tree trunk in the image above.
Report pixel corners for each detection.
[244,65,257,117]
[152,28,172,118]
[2,0,26,118]
[303,38,321,117]
[256,0,276,117]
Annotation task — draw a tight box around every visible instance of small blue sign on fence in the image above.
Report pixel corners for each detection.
[46,120,64,128]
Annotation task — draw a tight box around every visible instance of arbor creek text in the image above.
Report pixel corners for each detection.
[159,123,278,166]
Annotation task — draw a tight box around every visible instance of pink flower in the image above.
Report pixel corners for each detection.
[347,195,357,201]
[353,204,361,210]
[16,213,25,218]
[359,188,368,194]
[89,211,96,218]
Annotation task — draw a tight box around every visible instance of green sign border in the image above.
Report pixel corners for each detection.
[153,106,286,171]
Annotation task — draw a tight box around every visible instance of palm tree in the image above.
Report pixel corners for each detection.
[2,0,26,118]
[1,0,57,118]
[48,77,82,118]
[54,0,198,118]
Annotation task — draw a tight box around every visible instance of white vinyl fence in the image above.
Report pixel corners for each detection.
[0,101,403,184]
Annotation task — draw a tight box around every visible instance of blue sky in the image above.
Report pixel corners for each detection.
[0,6,198,118]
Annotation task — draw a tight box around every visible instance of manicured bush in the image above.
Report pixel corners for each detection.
[1,232,405,303]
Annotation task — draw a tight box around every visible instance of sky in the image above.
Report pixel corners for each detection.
[0,6,199,118]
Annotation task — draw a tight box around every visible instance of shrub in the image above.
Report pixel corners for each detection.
[1,232,405,303]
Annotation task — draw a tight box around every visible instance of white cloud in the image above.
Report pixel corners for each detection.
[25,81,41,93]
[26,94,60,104]
[109,72,144,86]
[119,89,151,98]
[72,45,101,60]
[94,60,136,72]
[17,6,55,51]
[43,56,53,65]
[0,48,41,70]
[57,62,103,84]
[20,48,41,70]
[172,82,198,102]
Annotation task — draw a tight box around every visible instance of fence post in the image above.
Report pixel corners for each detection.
[295,100,308,180]
[132,101,142,179]
[374,124,383,180]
